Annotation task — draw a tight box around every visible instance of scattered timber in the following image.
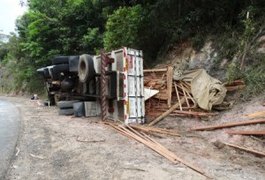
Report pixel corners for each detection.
[191,119,265,131]
[148,97,186,126]
[104,121,210,178]
[227,130,265,135]
[129,125,180,137]
[222,142,265,157]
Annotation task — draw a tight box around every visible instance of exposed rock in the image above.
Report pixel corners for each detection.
[257,35,265,53]
[188,42,216,72]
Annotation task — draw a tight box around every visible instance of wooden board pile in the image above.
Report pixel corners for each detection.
[144,67,218,124]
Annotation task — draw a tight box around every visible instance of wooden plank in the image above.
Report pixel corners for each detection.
[167,66,173,108]
[227,130,265,135]
[144,68,167,73]
[148,97,186,126]
[191,119,265,131]
[223,142,265,157]
[171,110,218,117]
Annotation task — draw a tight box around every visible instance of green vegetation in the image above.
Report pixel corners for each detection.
[0,0,264,97]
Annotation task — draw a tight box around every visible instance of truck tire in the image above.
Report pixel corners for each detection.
[52,64,69,74]
[48,94,56,106]
[43,68,51,78]
[52,56,69,65]
[78,54,95,83]
[69,56,80,72]
[50,67,60,80]
[57,100,80,109]
[59,108,74,115]
[73,102,85,117]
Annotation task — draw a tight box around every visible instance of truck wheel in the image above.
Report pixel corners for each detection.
[69,56,80,72]
[48,94,56,105]
[43,68,51,78]
[57,100,80,109]
[53,64,69,73]
[52,56,69,65]
[78,54,95,83]
[59,108,74,115]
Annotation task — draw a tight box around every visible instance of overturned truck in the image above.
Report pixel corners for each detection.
[37,48,145,124]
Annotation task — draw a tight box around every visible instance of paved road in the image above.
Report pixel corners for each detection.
[0,99,20,179]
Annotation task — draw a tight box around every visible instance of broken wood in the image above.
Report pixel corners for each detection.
[104,121,210,178]
[227,130,265,135]
[167,66,173,108]
[174,82,182,111]
[180,83,190,108]
[191,119,265,131]
[222,142,265,157]
[148,97,186,126]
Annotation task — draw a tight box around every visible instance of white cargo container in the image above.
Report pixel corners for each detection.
[93,47,145,124]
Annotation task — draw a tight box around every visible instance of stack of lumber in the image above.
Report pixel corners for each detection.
[144,66,218,125]
[103,121,210,178]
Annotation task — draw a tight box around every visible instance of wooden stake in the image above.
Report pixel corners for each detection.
[222,142,265,157]
[148,97,186,126]
[167,66,173,108]
[191,119,265,131]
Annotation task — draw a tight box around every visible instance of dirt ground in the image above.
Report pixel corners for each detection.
[2,95,265,180]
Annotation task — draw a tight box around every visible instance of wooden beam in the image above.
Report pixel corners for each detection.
[191,119,265,131]
[167,66,173,108]
[222,142,265,157]
[148,97,186,126]
[227,130,265,135]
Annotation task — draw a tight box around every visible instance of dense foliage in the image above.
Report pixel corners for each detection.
[0,0,264,95]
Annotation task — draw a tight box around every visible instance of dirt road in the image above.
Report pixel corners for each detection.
[2,96,265,180]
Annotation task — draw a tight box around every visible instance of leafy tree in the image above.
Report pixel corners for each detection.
[104,5,144,50]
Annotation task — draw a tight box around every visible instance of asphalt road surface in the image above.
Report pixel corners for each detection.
[0,99,20,179]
